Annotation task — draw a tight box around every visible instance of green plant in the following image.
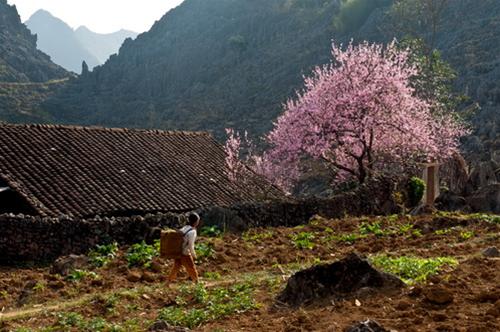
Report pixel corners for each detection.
[0,289,9,299]
[397,223,414,235]
[434,228,453,235]
[411,229,423,238]
[159,282,258,328]
[336,233,365,244]
[200,225,223,237]
[408,176,426,207]
[33,281,46,292]
[203,271,222,280]
[359,221,388,236]
[195,242,215,261]
[89,242,119,267]
[370,255,458,284]
[126,241,158,268]
[290,232,315,249]
[66,269,98,282]
[242,230,274,243]
[56,312,85,328]
[467,213,500,224]
[459,231,474,241]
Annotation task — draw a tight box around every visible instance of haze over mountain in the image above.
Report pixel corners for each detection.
[25,9,137,73]
[0,1,67,82]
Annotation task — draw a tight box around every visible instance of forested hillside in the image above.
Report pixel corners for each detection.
[0,0,68,82]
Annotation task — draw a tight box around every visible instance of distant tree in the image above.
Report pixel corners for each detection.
[262,41,468,189]
[333,0,392,33]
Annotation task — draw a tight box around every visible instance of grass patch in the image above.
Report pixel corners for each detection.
[370,255,458,284]
[158,283,259,328]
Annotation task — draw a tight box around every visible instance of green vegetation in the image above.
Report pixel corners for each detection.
[88,242,119,267]
[333,0,392,32]
[242,230,274,243]
[290,232,315,249]
[408,177,426,207]
[195,243,215,261]
[199,225,223,238]
[66,269,98,282]
[459,231,474,241]
[370,255,458,284]
[359,221,388,237]
[125,241,158,268]
[158,283,258,328]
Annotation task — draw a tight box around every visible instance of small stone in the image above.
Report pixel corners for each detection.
[151,261,164,273]
[48,280,65,290]
[482,247,500,258]
[344,319,389,332]
[127,271,142,282]
[424,286,454,305]
[142,271,157,283]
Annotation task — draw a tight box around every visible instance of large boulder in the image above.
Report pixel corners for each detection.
[276,253,405,307]
[467,184,500,213]
[466,161,499,194]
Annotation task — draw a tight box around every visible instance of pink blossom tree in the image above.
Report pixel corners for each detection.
[263,41,468,189]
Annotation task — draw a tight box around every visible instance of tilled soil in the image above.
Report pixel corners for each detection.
[0,213,499,331]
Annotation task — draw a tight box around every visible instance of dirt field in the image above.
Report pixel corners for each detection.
[0,212,499,331]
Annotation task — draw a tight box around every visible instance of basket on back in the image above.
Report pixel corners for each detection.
[160,229,185,259]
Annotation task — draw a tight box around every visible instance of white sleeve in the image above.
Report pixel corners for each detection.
[187,230,197,257]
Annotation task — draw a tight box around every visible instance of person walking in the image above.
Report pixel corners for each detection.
[167,212,200,283]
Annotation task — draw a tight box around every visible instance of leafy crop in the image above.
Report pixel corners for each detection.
[89,242,118,267]
[66,269,98,282]
[158,283,258,328]
[290,232,315,250]
[195,243,215,261]
[242,230,274,243]
[359,221,388,236]
[126,241,158,268]
[200,225,223,238]
[370,255,458,284]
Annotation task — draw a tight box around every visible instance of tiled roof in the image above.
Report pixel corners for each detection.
[0,124,281,217]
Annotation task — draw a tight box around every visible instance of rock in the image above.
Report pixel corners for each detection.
[50,254,89,276]
[148,320,190,331]
[126,271,142,282]
[435,191,468,212]
[482,247,500,257]
[424,286,454,305]
[467,184,500,213]
[48,280,65,290]
[150,261,164,273]
[466,161,499,193]
[344,320,389,332]
[16,280,37,307]
[276,253,405,307]
[142,271,157,283]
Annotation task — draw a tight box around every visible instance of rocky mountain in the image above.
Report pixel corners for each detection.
[25,10,101,73]
[25,10,137,73]
[0,0,67,82]
[74,26,138,64]
[1,0,499,165]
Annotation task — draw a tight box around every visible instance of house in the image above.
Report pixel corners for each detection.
[0,124,279,218]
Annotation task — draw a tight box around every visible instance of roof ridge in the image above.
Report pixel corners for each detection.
[0,123,211,136]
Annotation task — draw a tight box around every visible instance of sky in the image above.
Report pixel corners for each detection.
[8,0,184,33]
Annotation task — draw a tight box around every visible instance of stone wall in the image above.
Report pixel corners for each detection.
[0,213,183,263]
[0,177,397,263]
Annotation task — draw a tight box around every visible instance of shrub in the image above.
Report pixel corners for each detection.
[408,176,426,207]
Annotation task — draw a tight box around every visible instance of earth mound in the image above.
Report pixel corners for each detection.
[277,253,405,307]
